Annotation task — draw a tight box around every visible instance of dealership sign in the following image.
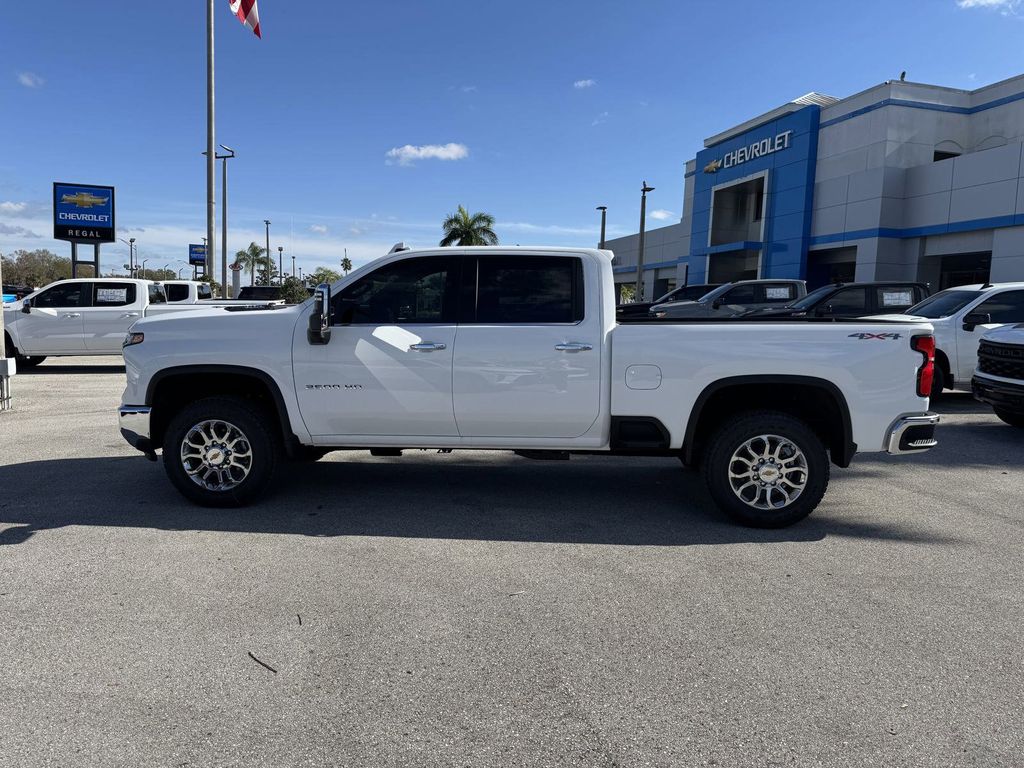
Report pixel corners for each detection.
[53,182,115,242]
[188,243,208,266]
[703,130,793,173]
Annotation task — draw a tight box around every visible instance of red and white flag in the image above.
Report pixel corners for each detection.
[229,0,262,38]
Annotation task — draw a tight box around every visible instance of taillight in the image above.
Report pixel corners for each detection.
[911,335,935,398]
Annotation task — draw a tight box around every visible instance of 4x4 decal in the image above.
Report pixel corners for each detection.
[848,332,903,340]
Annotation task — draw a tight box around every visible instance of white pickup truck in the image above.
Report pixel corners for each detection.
[161,279,284,306]
[117,246,940,527]
[3,278,279,367]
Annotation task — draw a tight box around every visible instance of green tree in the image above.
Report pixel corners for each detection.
[234,242,266,286]
[256,263,280,286]
[341,256,353,275]
[307,267,341,286]
[439,205,498,247]
[280,276,310,304]
[1,249,72,288]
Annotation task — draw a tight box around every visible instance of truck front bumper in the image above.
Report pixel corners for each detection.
[972,374,1024,413]
[119,405,157,459]
[885,413,939,454]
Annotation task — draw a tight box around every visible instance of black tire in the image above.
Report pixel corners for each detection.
[994,407,1024,428]
[162,396,280,507]
[703,410,830,528]
[930,363,946,400]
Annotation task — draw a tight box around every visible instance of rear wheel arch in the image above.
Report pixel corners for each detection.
[933,348,952,390]
[147,365,298,455]
[683,376,854,468]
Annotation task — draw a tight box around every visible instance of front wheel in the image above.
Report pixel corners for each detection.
[162,396,280,507]
[703,410,830,528]
[4,334,45,369]
[994,407,1024,428]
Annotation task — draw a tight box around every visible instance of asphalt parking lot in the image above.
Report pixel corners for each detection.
[0,356,1021,767]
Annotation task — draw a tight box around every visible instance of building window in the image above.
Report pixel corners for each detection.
[933,150,960,162]
[710,176,766,246]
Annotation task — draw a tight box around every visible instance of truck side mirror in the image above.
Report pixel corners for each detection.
[21,298,31,314]
[711,298,723,310]
[962,312,991,332]
[307,283,332,345]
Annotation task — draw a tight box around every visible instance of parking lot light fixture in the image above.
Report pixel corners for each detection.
[636,182,654,301]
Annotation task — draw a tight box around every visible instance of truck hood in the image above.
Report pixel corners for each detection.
[982,322,1024,342]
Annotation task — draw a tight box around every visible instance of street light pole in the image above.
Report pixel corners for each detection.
[635,181,654,301]
[596,206,608,249]
[218,145,235,298]
[264,219,271,285]
[278,246,283,285]
[141,259,150,279]
[205,0,216,284]
[291,251,296,279]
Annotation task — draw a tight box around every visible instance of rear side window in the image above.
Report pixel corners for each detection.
[148,284,167,304]
[93,282,136,306]
[165,284,190,302]
[474,256,583,323]
[197,284,213,300]
[974,290,1024,323]
[876,286,916,311]
[34,283,90,308]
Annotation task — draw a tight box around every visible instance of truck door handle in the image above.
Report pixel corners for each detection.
[409,342,447,351]
[120,312,140,318]
[61,313,82,319]
[555,342,593,352]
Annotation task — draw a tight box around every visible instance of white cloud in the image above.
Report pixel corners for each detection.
[460,85,478,92]
[17,72,44,88]
[385,142,469,166]
[0,201,28,213]
[956,0,1020,11]
[309,224,328,234]
[591,111,609,126]
[649,209,675,221]
[574,79,596,89]
[349,226,365,236]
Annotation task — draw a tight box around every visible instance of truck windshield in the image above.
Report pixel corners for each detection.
[905,289,982,318]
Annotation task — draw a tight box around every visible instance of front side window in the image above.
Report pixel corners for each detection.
[334,256,457,324]
[907,289,983,318]
[821,287,867,315]
[148,284,167,304]
[974,290,1024,323]
[33,283,90,308]
[197,284,213,300]
[474,256,583,323]
[721,285,757,304]
[93,282,136,307]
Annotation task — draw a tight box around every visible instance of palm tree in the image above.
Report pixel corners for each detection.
[341,256,353,275]
[234,242,266,286]
[440,205,498,247]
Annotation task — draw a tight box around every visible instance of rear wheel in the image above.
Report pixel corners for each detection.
[703,410,829,528]
[162,396,280,507]
[994,407,1024,428]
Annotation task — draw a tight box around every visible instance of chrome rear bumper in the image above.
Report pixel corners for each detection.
[886,413,939,454]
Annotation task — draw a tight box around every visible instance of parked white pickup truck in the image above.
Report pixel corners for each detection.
[3,278,279,367]
[161,279,284,306]
[118,246,940,527]
[972,324,1024,428]
[872,282,1024,396]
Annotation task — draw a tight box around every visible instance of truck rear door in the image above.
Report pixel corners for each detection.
[452,254,601,438]
[83,282,144,352]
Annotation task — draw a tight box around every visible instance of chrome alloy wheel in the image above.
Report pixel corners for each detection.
[180,419,253,492]
[727,434,808,510]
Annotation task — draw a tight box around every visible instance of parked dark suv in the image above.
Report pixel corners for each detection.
[737,282,930,319]
[616,283,721,319]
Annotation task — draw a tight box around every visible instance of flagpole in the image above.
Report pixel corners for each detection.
[206,0,217,290]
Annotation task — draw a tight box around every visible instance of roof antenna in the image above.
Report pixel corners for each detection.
[388,242,410,254]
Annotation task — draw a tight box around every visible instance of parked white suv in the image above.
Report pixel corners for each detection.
[873,282,1024,396]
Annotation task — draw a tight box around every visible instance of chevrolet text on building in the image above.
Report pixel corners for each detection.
[705,130,793,173]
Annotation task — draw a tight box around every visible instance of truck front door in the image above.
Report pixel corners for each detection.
[294,255,461,438]
[18,282,89,354]
[452,254,602,439]
[955,289,1024,383]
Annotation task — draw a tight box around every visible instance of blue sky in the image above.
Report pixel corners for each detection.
[2,0,1023,276]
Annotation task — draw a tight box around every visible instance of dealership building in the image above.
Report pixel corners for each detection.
[608,73,1024,300]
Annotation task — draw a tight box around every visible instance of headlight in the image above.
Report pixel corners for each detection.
[653,311,666,319]
[123,332,145,348]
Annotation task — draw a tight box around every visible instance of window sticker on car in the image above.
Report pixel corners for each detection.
[765,287,791,300]
[96,288,128,304]
[882,290,913,307]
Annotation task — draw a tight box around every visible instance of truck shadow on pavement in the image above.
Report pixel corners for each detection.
[0,452,958,549]
[19,363,126,375]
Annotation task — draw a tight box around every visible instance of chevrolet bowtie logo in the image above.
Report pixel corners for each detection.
[61,192,109,208]
[703,158,722,174]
